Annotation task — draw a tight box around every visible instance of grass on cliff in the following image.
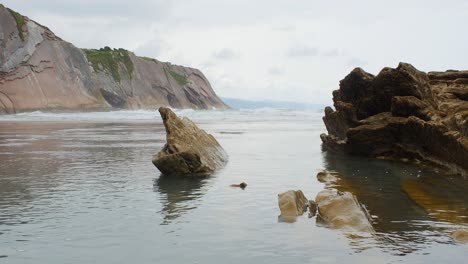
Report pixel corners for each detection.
[140,56,158,63]
[165,67,189,86]
[82,47,134,83]
[3,6,25,41]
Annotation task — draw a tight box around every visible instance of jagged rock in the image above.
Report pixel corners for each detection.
[152,107,228,176]
[0,5,227,114]
[321,62,468,176]
[451,229,468,243]
[315,189,374,233]
[278,190,308,217]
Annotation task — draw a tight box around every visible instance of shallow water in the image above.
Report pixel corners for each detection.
[0,109,466,263]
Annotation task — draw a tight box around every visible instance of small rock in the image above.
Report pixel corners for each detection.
[451,229,468,243]
[278,190,308,217]
[230,182,247,189]
[315,189,374,233]
[308,200,317,217]
[317,171,338,184]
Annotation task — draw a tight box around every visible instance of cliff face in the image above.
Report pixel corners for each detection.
[0,6,227,114]
[321,63,468,176]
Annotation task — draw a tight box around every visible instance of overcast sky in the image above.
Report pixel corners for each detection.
[3,0,468,104]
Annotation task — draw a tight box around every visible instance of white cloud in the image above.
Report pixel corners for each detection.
[287,45,319,57]
[213,48,238,60]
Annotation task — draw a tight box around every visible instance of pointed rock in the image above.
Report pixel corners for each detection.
[152,107,228,176]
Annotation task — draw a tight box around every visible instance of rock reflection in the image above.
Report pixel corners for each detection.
[321,150,468,254]
[154,175,212,225]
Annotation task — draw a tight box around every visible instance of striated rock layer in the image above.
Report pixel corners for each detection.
[321,62,468,176]
[0,6,227,114]
[152,107,228,176]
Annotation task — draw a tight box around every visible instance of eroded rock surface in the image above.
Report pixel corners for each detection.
[315,189,374,233]
[278,190,308,217]
[152,107,228,176]
[321,63,468,176]
[0,6,227,113]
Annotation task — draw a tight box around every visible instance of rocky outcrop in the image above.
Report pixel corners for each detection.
[0,6,227,114]
[321,63,468,176]
[278,190,309,218]
[152,107,228,176]
[315,189,374,233]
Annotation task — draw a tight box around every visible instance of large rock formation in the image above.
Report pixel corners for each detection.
[0,6,227,114]
[321,63,468,176]
[315,189,374,233]
[152,107,228,176]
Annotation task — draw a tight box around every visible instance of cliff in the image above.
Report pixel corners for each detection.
[321,63,468,177]
[0,5,227,114]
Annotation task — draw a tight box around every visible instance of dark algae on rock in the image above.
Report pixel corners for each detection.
[321,63,468,176]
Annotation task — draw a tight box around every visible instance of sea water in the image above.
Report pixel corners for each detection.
[0,109,466,263]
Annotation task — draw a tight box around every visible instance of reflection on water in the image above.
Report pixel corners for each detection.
[154,175,213,225]
[321,150,468,254]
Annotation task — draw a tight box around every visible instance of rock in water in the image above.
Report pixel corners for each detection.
[320,63,468,176]
[451,229,468,243]
[278,190,308,217]
[315,189,374,233]
[152,107,228,176]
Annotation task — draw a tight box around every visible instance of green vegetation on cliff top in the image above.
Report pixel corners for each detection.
[140,56,159,63]
[82,47,134,83]
[2,5,26,41]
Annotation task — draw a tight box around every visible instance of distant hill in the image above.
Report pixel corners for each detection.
[222,97,326,110]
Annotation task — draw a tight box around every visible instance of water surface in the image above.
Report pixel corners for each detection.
[0,109,466,263]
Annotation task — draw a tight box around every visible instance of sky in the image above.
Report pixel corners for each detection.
[2,0,468,104]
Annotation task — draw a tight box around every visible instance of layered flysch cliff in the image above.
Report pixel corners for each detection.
[321,62,468,176]
[0,6,227,114]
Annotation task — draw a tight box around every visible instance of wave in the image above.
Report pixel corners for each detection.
[0,108,324,122]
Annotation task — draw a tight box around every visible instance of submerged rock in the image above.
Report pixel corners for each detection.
[152,107,228,176]
[315,189,374,233]
[278,190,308,217]
[317,171,338,184]
[451,229,468,243]
[320,63,468,176]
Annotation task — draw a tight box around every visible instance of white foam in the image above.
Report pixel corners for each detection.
[0,108,323,123]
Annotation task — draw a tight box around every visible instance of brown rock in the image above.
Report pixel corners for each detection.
[152,107,228,176]
[278,190,308,217]
[321,62,468,176]
[230,182,247,189]
[315,189,374,233]
[308,200,317,217]
[451,229,468,243]
[317,171,338,184]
